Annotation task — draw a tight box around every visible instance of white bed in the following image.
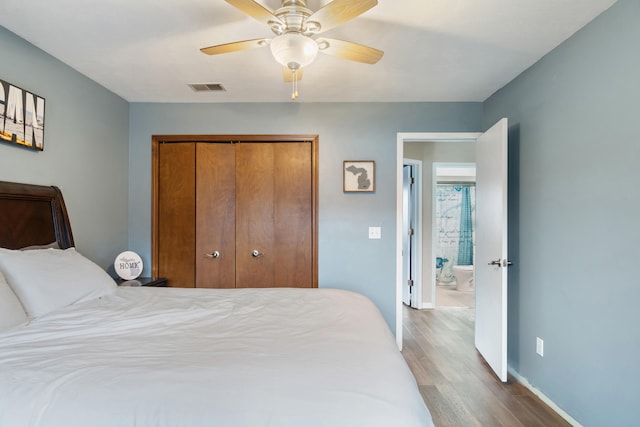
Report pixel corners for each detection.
[0,286,432,426]
[0,181,433,426]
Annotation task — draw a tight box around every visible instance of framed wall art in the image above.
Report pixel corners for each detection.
[343,160,375,193]
[0,78,46,151]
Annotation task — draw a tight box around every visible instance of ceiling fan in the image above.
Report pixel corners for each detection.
[200,0,384,99]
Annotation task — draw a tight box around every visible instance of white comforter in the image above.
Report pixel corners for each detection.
[0,287,433,427]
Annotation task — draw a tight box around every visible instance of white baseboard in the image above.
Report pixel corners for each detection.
[508,367,583,427]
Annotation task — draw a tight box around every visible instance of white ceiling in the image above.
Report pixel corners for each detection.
[0,0,617,103]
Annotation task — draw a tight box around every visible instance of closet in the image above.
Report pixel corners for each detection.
[151,135,318,289]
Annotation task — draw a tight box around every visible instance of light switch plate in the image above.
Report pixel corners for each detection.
[536,337,544,357]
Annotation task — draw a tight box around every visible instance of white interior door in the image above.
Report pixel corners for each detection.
[474,118,509,382]
[402,165,414,306]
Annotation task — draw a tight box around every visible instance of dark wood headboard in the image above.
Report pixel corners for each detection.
[0,181,74,250]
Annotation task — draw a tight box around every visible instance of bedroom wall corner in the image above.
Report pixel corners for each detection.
[0,26,130,269]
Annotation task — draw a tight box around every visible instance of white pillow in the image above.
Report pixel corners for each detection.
[0,269,28,331]
[20,241,60,250]
[0,247,116,318]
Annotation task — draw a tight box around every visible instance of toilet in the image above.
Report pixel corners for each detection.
[452,265,474,291]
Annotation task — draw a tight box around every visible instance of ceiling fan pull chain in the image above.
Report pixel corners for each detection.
[291,69,299,100]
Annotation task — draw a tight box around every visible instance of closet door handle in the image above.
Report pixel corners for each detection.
[251,250,262,258]
[206,251,220,259]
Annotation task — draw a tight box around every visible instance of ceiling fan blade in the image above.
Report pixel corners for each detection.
[225,0,282,25]
[307,0,378,34]
[316,38,383,64]
[283,67,303,82]
[200,38,269,55]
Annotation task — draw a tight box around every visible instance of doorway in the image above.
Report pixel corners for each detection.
[395,132,480,348]
[433,163,476,309]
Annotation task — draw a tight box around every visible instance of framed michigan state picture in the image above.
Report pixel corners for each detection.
[343,160,375,193]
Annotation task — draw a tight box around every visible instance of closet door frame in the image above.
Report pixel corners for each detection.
[151,134,319,288]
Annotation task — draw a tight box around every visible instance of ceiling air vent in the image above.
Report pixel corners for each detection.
[188,83,226,92]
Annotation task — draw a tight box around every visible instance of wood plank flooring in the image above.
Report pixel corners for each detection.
[401,306,571,427]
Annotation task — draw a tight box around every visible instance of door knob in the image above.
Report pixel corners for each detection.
[206,251,220,259]
[251,250,262,257]
[488,259,513,267]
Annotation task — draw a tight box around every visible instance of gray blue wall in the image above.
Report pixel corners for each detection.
[128,103,482,329]
[483,1,639,425]
[0,26,130,268]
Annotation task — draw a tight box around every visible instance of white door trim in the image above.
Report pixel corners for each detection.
[395,132,481,349]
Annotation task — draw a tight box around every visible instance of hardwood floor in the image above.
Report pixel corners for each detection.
[401,306,571,427]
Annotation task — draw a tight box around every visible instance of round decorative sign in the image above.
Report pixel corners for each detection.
[114,251,143,280]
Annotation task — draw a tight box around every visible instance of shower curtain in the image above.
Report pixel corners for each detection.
[457,186,473,265]
[435,184,475,282]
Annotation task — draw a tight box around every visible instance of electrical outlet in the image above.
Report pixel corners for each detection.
[536,337,544,357]
[368,226,381,239]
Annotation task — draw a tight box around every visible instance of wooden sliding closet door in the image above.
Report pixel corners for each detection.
[235,142,312,288]
[195,144,236,288]
[153,135,317,289]
[157,143,195,288]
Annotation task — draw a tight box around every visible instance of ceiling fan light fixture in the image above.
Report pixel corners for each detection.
[204,0,383,100]
[270,33,319,70]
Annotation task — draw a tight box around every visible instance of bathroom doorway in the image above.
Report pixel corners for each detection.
[433,163,476,308]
